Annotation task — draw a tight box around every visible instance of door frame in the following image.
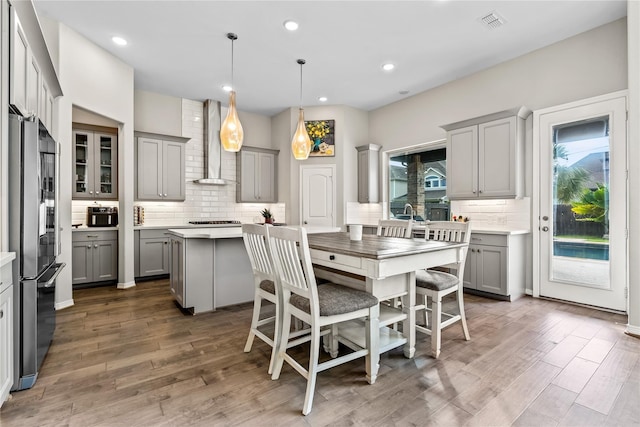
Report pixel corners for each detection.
[299,164,337,228]
[532,90,628,308]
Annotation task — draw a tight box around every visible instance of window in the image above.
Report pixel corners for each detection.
[389,147,449,221]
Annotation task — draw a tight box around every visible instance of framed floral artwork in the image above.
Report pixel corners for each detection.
[305,120,335,157]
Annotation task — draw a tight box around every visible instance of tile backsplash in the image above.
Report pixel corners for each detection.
[345,202,385,226]
[71,99,285,226]
[450,197,531,230]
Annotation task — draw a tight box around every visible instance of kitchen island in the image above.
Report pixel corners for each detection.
[166,227,253,314]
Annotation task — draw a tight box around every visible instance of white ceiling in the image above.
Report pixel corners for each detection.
[33,1,627,117]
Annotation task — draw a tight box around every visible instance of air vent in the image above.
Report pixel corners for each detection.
[479,11,506,29]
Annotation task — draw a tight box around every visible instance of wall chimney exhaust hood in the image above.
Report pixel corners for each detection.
[194,99,230,185]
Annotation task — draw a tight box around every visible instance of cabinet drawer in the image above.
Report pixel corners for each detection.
[73,230,118,243]
[139,229,170,239]
[470,233,507,247]
[310,249,362,269]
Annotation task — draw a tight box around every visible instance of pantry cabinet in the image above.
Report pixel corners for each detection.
[236,146,279,203]
[136,134,188,201]
[72,231,118,285]
[463,232,526,300]
[443,107,530,200]
[356,144,381,203]
[73,126,118,200]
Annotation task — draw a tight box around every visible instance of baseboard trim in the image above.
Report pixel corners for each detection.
[525,289,533,296]
[117,281,136,289]
[55,299,74,310]
[625,324,640,339]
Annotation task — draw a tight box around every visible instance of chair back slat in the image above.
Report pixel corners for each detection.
[377,219,413,238]
[268,226,318,306]
[242,224,275,282]
[424,221,472,274]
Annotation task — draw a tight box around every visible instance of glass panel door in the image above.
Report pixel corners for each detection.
[538,95,626,311]
[74,131,90,197]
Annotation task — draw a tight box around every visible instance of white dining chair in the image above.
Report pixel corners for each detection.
[415,221,471,358]
[377,219,413,238]
[242,224,280,374]
[268,226,380,416]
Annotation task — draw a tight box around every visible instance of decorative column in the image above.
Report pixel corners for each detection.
[406,155,425,218]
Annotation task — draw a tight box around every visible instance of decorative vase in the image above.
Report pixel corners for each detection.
[264,218,273,224]
[313,138,322,152]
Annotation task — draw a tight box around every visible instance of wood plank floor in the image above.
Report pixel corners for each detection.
[1,279,639,426]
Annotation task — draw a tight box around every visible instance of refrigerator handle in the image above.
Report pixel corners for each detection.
[43,263,65,288]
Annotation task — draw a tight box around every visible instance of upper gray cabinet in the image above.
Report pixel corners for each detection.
[356,144,381,203]
[236,146,279,203]
[9,5,60,132]
[443,107,530,200]
[136,133,189,201]
[73,126,118,200]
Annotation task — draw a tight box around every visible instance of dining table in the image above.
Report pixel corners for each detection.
[306,231,466,367]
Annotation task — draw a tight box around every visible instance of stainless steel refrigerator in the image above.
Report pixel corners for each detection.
[8,113,65,391]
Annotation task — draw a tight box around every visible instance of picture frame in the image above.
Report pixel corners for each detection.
[305,119,335,157]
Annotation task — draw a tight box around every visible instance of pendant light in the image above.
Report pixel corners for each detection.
[220,32,244,152]
[291,59,312,160]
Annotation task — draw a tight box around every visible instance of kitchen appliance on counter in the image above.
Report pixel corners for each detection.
[8,114,66,391]
[87,206,118,227]
[188,220,241,226]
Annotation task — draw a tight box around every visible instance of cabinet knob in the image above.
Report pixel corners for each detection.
[478,190,483,194]
[158,193,162,197]
[89,190,93,194]
[164,241,168,245]
[94,244,98,248]
[164,193,168,197]
[86,245,91,249]
[96,191,100,194]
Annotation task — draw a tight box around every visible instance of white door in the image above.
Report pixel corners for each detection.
[301,165,336,228]
[537,94,627,311]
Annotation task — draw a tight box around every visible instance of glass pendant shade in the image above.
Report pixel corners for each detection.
[220,91,244,152]
[291,108,311,160]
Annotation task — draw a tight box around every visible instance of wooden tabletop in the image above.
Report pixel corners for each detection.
[306,232,464,260]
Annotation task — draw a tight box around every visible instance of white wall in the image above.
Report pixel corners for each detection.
[53,21,135,307]
[369,18,627,150]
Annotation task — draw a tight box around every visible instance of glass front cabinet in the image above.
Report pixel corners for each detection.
[73,127,118,200]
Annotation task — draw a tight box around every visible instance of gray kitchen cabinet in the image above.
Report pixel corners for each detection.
[1,258,14,407]
[73,126,118,200]
[356,144,381,203]
[443,107,530,200]
[236,146,279,203]
[9,9,30,117]
[463,232,526,301]
[136,134,188,201]
[135,229,170,278]
[169,237,186,308]
[72,230,118,285]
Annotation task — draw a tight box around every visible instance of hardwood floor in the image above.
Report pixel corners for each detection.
[1,279,638,426]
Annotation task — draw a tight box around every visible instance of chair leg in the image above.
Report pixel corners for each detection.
[244,292,262,353]
[423,294,429,328]
[268,297,281,375]
[271,303,292,380]
[365,304,380,385]
[431,293,442,359]
[457,288,470,341]
[302,324,321,416]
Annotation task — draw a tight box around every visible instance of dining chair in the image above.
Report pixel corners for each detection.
[377,219,413,238]
[241,224,281,374]
[268,226,380,416]
[415,221,471,358]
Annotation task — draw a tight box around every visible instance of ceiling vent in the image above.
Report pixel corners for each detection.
[479,11,506,29]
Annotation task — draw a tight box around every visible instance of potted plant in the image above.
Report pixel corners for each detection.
[260,208,274,224]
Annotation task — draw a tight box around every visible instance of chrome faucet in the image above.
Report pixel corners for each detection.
[403,203,414,220]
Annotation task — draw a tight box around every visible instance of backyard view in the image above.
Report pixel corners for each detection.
[552,117,610,286]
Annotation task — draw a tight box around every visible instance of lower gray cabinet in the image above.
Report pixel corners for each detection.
[136,229,170,278]
[462,232,526,300]
[72,230,118,285]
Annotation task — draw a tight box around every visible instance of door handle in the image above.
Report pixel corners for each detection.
[541,226,549,232]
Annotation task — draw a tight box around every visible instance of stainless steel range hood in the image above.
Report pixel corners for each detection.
[194,99,228,185]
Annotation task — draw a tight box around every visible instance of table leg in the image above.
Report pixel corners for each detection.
[401,271,416,358]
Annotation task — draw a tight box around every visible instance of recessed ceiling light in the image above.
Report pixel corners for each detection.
[399,90,410,95]
[112,36,127,46]
[283,20,299,31]
[222,85,232,92]
[318,96,328,102]
[382,63,395,71]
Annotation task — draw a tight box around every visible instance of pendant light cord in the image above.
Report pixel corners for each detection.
[297,59,306,108]
[227,33,238,91]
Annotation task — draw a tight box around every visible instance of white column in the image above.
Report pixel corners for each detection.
[626,0,640,336]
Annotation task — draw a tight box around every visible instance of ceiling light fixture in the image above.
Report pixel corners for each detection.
[291,59,311,160]
[283,20,299,31]
[382,63,395,71]
[220,32,244,152]
[112,36,127,46]
[318,96,328,102]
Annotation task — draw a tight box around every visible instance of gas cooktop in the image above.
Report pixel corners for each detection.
[188,220,241,225]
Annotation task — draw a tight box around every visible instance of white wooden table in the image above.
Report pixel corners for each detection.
[307,232,465,360]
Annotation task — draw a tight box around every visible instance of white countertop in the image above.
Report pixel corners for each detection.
[166,227,242,239]
[72,226,119,232]
[0,252,16,268]
[134,223,242,230]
